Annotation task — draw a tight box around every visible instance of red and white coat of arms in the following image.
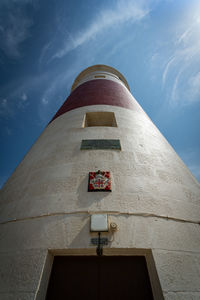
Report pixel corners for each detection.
[88,170,111,192]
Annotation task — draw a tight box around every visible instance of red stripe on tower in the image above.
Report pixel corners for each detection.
[50,79,135,123]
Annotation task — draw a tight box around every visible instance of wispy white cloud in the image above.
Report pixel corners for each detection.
[38,70,75,123]
[0,92,29,116]
[39,42,52,65]
[0,98,13,117]
[41,97,48,105]
[161,4,200,105]
[40,81,58,107]
[0,72,49,119]
[162,56,176,86]
[40,80,58,108]
[51,0,149,60]
[17,92,29,108]
[21,93,27,101]
[187,72,200,102]
[38,61,85,123]
[170,68,184,104]
[0,1,33,58]
[1,98,7,107]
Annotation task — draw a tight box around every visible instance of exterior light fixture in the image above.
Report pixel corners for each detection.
[90,214,108,232]
[90,214,108,256]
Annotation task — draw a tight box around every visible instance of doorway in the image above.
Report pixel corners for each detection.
[46,256,154,300]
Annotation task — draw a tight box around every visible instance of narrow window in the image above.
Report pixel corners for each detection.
[94,75,106,78]
[82,112,117,127]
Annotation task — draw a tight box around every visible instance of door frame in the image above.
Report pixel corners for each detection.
[35,248,164,300]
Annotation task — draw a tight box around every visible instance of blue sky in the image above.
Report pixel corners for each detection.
[1,0,200,187]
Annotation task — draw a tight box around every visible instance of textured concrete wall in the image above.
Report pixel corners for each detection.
[0,81,200,299]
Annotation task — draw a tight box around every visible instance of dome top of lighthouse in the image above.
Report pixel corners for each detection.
[71,64,130,92]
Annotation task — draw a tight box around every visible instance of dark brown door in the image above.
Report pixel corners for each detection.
[46,256,154,300]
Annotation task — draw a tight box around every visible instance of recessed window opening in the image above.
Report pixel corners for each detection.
[83,112,117,127]
[94,75,106,78]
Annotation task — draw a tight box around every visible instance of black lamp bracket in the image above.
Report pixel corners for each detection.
[91,232,108,256]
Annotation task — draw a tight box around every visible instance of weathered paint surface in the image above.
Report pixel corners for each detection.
[0,65,200,299]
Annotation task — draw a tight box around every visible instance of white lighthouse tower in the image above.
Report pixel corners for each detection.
[0,65,200,299]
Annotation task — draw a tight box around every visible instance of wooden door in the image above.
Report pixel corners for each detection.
[46,256,154,300]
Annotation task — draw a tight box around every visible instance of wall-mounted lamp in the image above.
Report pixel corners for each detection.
[90,214,108,256]
[90,214,108,232]
[90,215,118,256]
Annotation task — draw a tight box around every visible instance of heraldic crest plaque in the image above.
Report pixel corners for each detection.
[88,170,111,192]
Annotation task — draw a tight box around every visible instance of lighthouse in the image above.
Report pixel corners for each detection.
[0,65,200,299]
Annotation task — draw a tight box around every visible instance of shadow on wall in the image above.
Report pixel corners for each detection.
[69,215,91,248]
[76,175,111,209]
